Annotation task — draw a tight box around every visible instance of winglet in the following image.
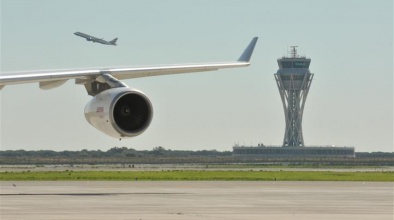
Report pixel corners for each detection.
[238,37,258,62]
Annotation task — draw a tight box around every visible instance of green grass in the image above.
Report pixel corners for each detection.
[1,170,393,181]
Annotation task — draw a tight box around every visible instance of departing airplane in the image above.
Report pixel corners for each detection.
[74,32,118,45]
[0,37,258,139]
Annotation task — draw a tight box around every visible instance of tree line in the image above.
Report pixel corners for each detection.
[0,147,392,166]
[0,146,231,158]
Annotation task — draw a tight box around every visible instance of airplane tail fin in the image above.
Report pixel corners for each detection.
[110,38,118,45]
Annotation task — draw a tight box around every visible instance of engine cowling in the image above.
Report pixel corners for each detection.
[84,87,153,138]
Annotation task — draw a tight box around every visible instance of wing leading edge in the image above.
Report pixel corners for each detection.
[0,37,258,91]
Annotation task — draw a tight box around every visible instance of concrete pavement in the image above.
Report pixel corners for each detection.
[1,181,393,220]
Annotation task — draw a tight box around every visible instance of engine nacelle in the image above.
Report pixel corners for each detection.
[84,87,153,138]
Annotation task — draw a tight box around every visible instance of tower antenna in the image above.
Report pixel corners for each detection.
[290,46,298,58]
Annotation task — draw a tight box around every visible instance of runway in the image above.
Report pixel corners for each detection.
[1,181,393,220]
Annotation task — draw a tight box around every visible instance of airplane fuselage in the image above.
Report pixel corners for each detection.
[74,32,117,46]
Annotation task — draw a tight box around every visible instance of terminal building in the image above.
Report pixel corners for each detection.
[233,145,355,158]
[233,47,355,158]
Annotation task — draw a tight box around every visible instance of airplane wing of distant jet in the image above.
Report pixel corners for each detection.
[0,37,258,139]
[74,32,118,45]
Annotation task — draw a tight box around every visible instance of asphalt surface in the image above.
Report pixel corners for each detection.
[1,181,393,220]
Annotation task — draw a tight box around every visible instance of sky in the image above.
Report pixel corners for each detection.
[0,0,393,152]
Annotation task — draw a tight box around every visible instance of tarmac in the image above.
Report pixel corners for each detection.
[0,181,393,220]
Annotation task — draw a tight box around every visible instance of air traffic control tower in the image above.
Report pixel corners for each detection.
[232,47,355,158]
[275,46,313,147]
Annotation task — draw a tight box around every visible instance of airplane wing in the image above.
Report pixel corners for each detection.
[74,32,95,40]
[0,37,258,91]
[74,32,111,44]
[1,37,258,138]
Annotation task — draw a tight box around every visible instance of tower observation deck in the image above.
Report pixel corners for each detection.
[275,46,313,147]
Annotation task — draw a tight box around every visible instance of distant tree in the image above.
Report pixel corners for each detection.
[151,146,166,156]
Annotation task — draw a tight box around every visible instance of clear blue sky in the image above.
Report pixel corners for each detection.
[1,0,393,152]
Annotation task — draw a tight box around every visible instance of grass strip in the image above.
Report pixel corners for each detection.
[1,170,393,182]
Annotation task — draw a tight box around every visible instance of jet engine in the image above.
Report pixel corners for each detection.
[84,87,153,138]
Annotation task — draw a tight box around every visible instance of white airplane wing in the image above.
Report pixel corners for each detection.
[0,37,258,91]
[1,37,258,138]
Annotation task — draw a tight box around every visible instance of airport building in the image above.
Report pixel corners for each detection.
[233,145,355,158]
[233,47,355,158]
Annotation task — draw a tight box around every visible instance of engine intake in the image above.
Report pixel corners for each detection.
[112,93,152,134]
